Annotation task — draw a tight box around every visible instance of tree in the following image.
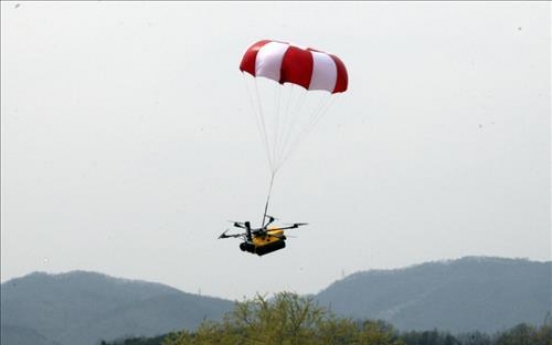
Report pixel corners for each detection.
[456,331,492,345]
[162,292,404,345]
[494,323,536,345]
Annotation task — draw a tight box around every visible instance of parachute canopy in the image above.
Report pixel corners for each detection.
[239,39,349,175]
[240,40,348,94]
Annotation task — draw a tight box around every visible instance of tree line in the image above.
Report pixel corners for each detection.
[102,292,552,345]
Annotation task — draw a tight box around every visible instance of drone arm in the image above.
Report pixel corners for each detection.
[276,223,308,230]
[275,225,297,230]
[218,230,245,239]
[233,222,246,229]
[263,215,275,227]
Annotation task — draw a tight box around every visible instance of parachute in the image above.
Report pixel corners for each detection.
[239,39,349,220]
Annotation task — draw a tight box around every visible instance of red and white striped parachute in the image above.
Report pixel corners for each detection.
[239,39,348,183]
[238,39,349,221]
[240,40,348,94]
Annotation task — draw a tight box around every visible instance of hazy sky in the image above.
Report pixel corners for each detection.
[1,1,550,301]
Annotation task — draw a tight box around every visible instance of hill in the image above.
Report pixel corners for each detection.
[314,256,551,333]
[0,324,62,345]
[0,271,235,345]
[2,257,550,345]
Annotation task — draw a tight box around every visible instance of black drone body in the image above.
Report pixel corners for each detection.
[218,216,307,256]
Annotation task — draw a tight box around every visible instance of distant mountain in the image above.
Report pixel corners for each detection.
[0,271,235,345]
[2,257,550,345]
[0,324,62,345]
[314,256,552,333]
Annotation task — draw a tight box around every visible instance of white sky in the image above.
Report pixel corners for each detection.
[1,1,550,301]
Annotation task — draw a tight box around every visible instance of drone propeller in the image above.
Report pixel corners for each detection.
[262,215,277,227]
[218,229,245,239]
[227,220,247,229]
[276,222,309,230]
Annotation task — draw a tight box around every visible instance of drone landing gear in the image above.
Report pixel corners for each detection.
[256,240,286,256]
[240,242,255,253]
[240,240,286,256]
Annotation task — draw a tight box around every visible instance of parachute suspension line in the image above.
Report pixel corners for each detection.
[280,83,296,169]
[297,93,336,146]
[261,171,276,227]
[271,82,284,175]
[302,92,336,138]
[242,73,272,171]
[278,92,336,170]
[273,87,309,172]
[253,77,275,172]
[281,95,331,164]
[272,83,299,174]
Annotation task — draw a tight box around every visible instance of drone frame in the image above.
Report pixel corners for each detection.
[218,215,307,241]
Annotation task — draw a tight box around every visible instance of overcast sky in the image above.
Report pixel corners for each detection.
[1,1,550,301]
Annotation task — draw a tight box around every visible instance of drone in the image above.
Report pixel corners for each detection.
[218,215,308,256]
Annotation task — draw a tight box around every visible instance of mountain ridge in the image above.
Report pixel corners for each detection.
[2,256,550,345]
[1,270,235,345]
[315,256,551,333]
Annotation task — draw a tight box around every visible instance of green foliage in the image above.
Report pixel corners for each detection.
[104,293,552,345]
[162,292,403,345]
[401,329,461,345]
[494,322,552,345]
[455,331,492,345]
[405,322,552,345]
[100,335,166,345]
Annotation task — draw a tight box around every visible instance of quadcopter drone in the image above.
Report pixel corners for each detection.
[218,215,307,256]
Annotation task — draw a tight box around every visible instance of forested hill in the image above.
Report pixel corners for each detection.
[315,256,552,333]
[0,271,235,345]
[1,257,550,345]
